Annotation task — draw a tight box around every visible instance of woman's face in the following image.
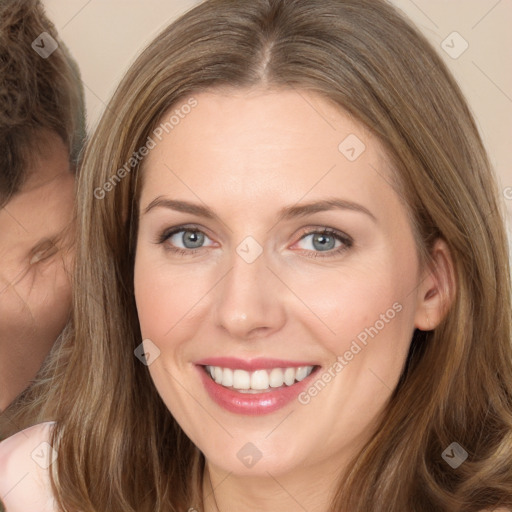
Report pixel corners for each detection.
[134,88,433,480]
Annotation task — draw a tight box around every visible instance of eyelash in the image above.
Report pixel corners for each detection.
[29,239,59,265]
[155,225,353,258]
[297,228,353,259]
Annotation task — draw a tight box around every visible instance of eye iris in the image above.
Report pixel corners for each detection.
[312,233,335,251]
[183,231,204,248]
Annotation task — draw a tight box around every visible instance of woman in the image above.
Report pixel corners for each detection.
[0,0,511,510]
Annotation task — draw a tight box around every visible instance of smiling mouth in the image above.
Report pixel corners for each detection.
[203,365,317,393]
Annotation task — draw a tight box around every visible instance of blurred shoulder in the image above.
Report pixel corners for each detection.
[0,421,57,512]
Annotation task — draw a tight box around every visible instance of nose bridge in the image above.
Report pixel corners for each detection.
[214,240,285,338]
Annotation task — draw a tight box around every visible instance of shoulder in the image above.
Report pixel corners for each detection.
[0,422,57,512]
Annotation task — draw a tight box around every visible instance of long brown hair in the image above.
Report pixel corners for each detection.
[20,0,512,510]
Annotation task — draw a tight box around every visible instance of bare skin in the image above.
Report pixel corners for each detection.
[134,88,454,512]
[0,132,74,412]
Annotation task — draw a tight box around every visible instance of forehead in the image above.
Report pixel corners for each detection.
[21,132,71,191]
[0,137,73,253]
[140,88,397,212]
[147,87,377,160]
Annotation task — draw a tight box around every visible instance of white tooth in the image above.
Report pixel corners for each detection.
[269,368,285,387]
[222,368,233,387]
[295,366,309,382]
[214,366,223,384]
[306,366,314,377]
[251,370,269,390]
[207,366,215,379]
[284,367,295,386]
[233,369,251,390]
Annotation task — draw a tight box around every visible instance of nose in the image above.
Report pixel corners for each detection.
[213,246,286,340]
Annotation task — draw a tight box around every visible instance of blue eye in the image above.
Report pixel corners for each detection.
[173,230,205,249]
[300,232,337,251]
[295,229,352,257]
[157,227,214,253]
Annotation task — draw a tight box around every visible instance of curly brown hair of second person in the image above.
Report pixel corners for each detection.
[0,0,85,437]
[0,0,85,208]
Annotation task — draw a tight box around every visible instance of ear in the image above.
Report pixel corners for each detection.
[414,239,456,331]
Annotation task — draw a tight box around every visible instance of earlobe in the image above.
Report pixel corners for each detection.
[414,239,456,331]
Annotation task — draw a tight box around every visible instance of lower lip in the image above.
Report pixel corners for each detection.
[197,366,318,415]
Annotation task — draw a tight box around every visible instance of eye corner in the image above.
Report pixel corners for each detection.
[29,238,59,265]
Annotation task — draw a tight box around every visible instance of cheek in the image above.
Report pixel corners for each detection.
[0,258,71,363]
[134,251,213,343]
[25,260,72,333]
[285,252,418,361]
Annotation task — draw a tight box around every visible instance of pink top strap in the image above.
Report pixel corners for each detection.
[0,422,57,512]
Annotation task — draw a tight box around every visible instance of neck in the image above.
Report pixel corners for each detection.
[201,451,351,512]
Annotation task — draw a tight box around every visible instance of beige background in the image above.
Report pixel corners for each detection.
[42,0,512,253]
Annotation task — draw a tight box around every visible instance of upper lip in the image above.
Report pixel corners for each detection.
[195,357,319,372]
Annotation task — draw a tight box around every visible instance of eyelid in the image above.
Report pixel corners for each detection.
[157,224,214,244]
[294,226,352,244]
[29,239,59,265]
[289,227,353,256]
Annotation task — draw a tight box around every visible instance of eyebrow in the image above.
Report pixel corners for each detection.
[143,197,218,219]
[277,198,377,223]
[143,197,377,223]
